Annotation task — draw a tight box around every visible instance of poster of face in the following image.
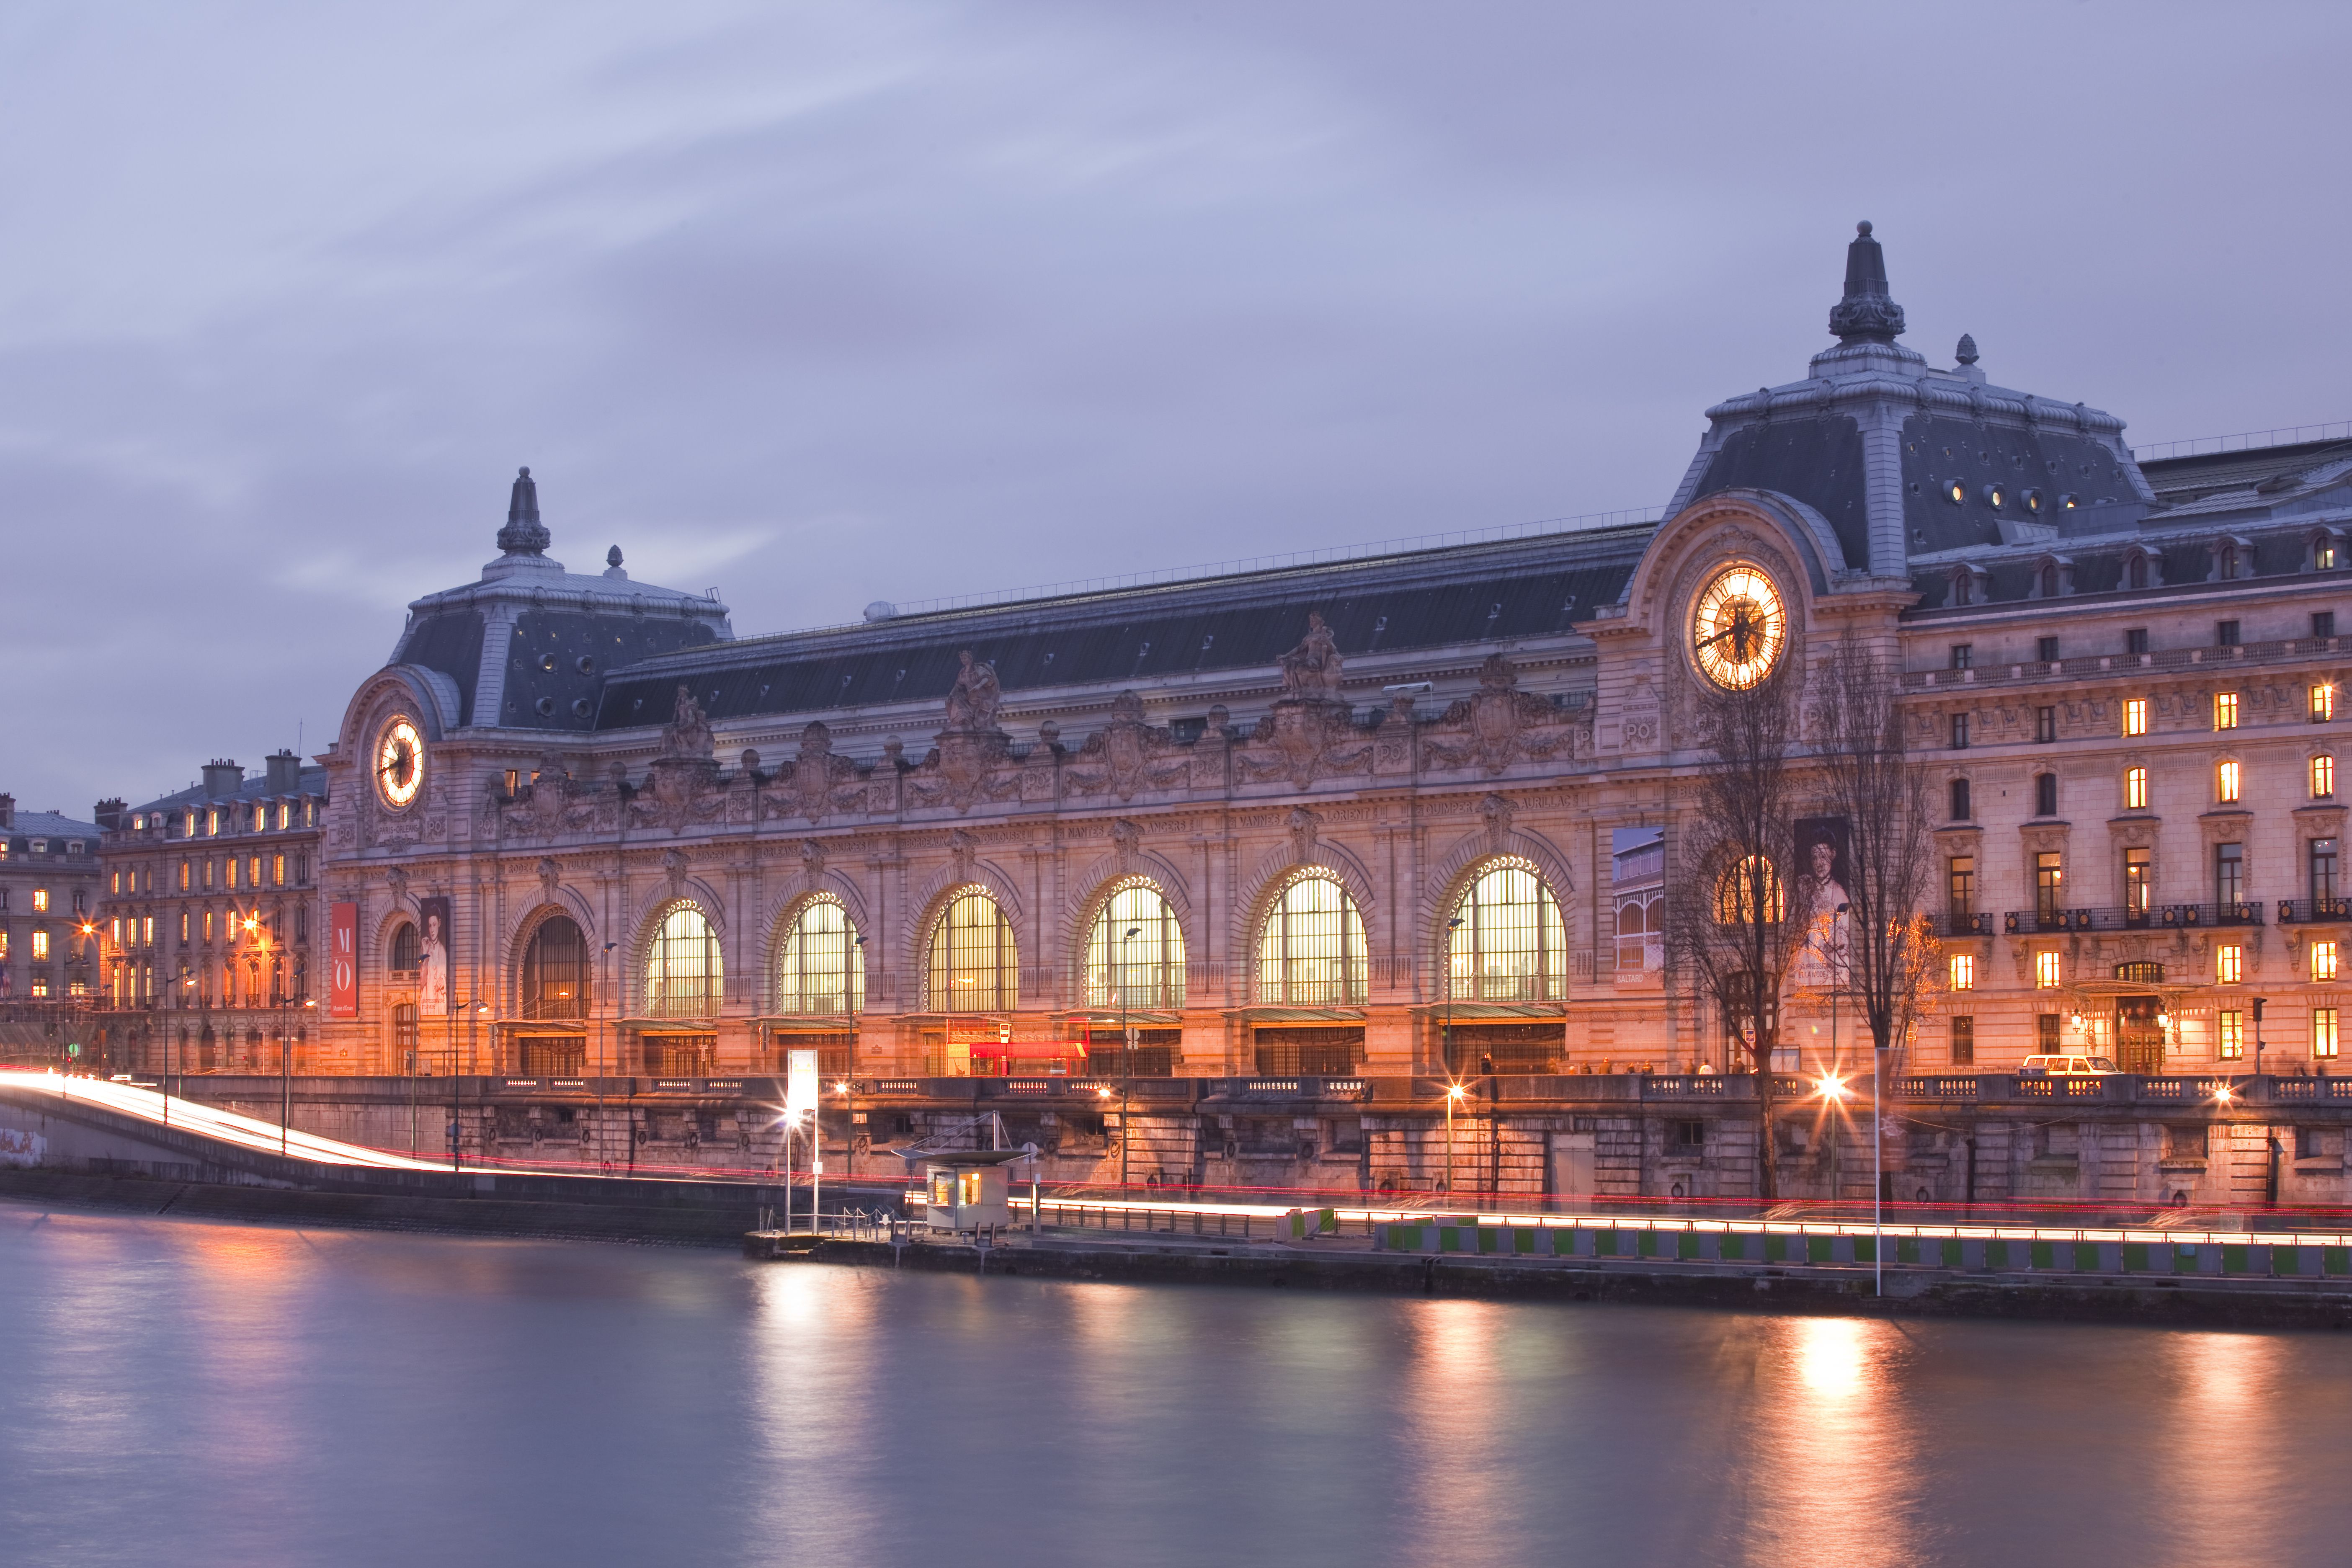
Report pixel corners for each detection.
[416,895,451,1014]
[1792,817,1851,986]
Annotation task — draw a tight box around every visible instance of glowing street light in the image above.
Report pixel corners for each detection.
[1444,1081,1468,1196]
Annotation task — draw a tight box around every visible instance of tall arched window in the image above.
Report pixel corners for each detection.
[645,904,722,1017]
[389,920,419,975]
[776,897,863,1016]
[522,914,588,1019]
[1256,872,1367,1005]
[1446,861,1566,1002]
[928,891,1016,1011]
[1083,880,1186,1009]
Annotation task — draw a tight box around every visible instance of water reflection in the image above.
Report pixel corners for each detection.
[7,1199,2352,1568]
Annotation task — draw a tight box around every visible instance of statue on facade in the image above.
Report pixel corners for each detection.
[1278,613,1344,699]
[663,685,715,759]
[945,650,1003,730]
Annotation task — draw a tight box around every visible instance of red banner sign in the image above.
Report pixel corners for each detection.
[330,901,358,1018]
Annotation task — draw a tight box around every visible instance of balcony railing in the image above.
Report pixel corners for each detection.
[2006,903,2263,934]
[517,994,589,1021]
[2277,897,2352,925]
[1938,912,1994,937]
[1903,633,2344,691]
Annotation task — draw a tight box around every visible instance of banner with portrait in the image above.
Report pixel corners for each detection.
[415,895,452,1015]
[1791,817,1851,990]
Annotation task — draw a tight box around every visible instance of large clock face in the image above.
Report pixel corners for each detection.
[377,717,425,808]
[1690,564,1787,690]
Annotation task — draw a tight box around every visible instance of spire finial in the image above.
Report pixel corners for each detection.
[1955,333,1978,366]
[497,465,551,555]
[603,544,628,580]
[1828,220,1906,345]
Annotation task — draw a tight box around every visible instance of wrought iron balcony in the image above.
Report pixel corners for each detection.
[1937,911,1994,937]
[2277,897,2352,924]
[2005,903,2263,934]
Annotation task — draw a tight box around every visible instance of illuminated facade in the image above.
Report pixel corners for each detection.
[91,753,327,1074]
[250,229,2344,1082]
[0,796,102,1008]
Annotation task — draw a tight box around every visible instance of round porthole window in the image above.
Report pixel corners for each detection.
[1944,478,1966,505]
[534,696,556,717]
[1983,484,2005,509]
[2022,488,2044,515]
[572,697,594,719]
[2059,493,2080,511]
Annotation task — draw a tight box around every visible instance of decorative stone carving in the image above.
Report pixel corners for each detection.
[944,650,1003,731]
[1110,817,1142,869]
[799,838,826,883]
[536,857,560,905]
[766,721,865,824]
[908,728,1022,813]
[1277,613,1345,699]
[1287,806,1320,867]
[1066,691,1190,801]
[1424,655,1576,775]
[1237,700,1371,790]
[949,829,979,884]
[1479,793,1515,851]
[661,848,689,901]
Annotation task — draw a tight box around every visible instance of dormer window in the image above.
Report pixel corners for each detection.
[1950,571,1973,607]
[2311,530,2341,572]
[2210,535,2255,582]
[2030,556,2072,600]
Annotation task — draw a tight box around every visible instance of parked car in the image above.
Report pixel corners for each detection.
[2018,1054,2120,1077]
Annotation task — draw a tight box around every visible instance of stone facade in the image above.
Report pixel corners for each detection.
[107,224,2342,1099]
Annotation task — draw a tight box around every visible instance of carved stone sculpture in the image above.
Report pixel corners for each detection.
[1424,654,1576,775]
[945,650,1004,731]
[1066,691,1190,801]
[1277,613,1345,699]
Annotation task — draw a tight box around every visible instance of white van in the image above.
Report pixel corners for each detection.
[2018,1054,2120,1076]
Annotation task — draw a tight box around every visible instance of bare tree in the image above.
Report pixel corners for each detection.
[1812,635,1942,1069]
[1668,675,1818,1202]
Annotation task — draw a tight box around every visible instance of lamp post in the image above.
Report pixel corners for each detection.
[1443,1082,1466,1197]
[597,940,616,1172]
[1443,916,1465,1078]
[1119,923,1140,1192]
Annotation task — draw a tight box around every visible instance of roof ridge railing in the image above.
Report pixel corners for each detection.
[2134,420,2352,463]
[868,504,1665,622]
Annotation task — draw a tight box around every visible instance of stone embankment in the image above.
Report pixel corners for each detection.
[8,1166,2351,1330]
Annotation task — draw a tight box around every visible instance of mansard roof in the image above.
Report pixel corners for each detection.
[1667,223,2154,576]
[592,524,1650,731]
[390,478,733,732]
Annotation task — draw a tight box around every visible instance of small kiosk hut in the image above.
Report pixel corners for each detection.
[913,1148,1034,1235]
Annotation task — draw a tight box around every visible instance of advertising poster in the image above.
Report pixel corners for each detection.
[1792,816,1852,987]
[329,901,358,1017]
[416,895,451,1014]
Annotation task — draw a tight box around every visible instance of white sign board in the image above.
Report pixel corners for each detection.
[785,1047,819,1118]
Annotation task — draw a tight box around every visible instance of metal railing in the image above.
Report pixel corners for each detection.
[2277,898,2352,924]
[1904,635,2344,690]
[2005,903,2262,934]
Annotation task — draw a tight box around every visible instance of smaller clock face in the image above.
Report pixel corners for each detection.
[1690,564,1788,690]
[377,718,425,808]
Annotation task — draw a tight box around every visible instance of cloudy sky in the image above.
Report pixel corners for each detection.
[4,1,2347,814]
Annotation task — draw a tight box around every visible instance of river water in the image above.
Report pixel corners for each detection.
[2,1198,2346,1568]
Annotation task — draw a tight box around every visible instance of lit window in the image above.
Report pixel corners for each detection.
[31,888,47,913]
[183,811,195,836]
[2315,941,2341,983]
[248,855,261,887]
[142,916,153,946]
[109,917,121,945]
[2321,540,2341,571]
[644,904,723,1018]
[2125,766,2148,810]
[2316,684,2337,723]
[205,809,218,836]
[1949,954,1975,990]
[2317,755,2338,799]
[1256,871,1368,1005]
[1446,861,1567,1003]
[928,891,1018,1012]
[2218,944,2243,984]
[776,896,868,1016]
[2217,760,2241,804]
[250,805,265,832]
[1713,855,1786,924]
[272,854,285,886]
[2211,1011,2248,1063]
[31,931,48,962]
[2318,1008,2342,1060]
[2215,692,2239,730]
[2124,698,2148,737]
[2035,950,2060,988]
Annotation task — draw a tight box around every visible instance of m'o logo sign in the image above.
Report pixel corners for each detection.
[330,902,358,1018]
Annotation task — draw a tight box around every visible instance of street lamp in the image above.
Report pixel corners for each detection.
[1443,916,1465,1078]
[1443,1082,1467,1197]
[1119,923,1140,1191]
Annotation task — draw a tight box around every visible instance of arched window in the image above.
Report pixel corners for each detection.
[522,914,588,1019]
[1713,856,1784,925]
[1083,880,1186,1009]
[2128,553,2149,590]
[1256,872,1367,1005]
[928,891,1016,1012]
[389,920,419,974]
[645,904,722,1018]
[1445,860,1566,1002]
[776,897,863,1016]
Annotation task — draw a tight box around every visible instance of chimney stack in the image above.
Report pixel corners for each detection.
[0,794,14,829]
[265,749,301,793]
[201,759,243,798]
[95,798,126,832]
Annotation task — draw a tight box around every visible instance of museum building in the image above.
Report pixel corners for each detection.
[110,225,2347,1082]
